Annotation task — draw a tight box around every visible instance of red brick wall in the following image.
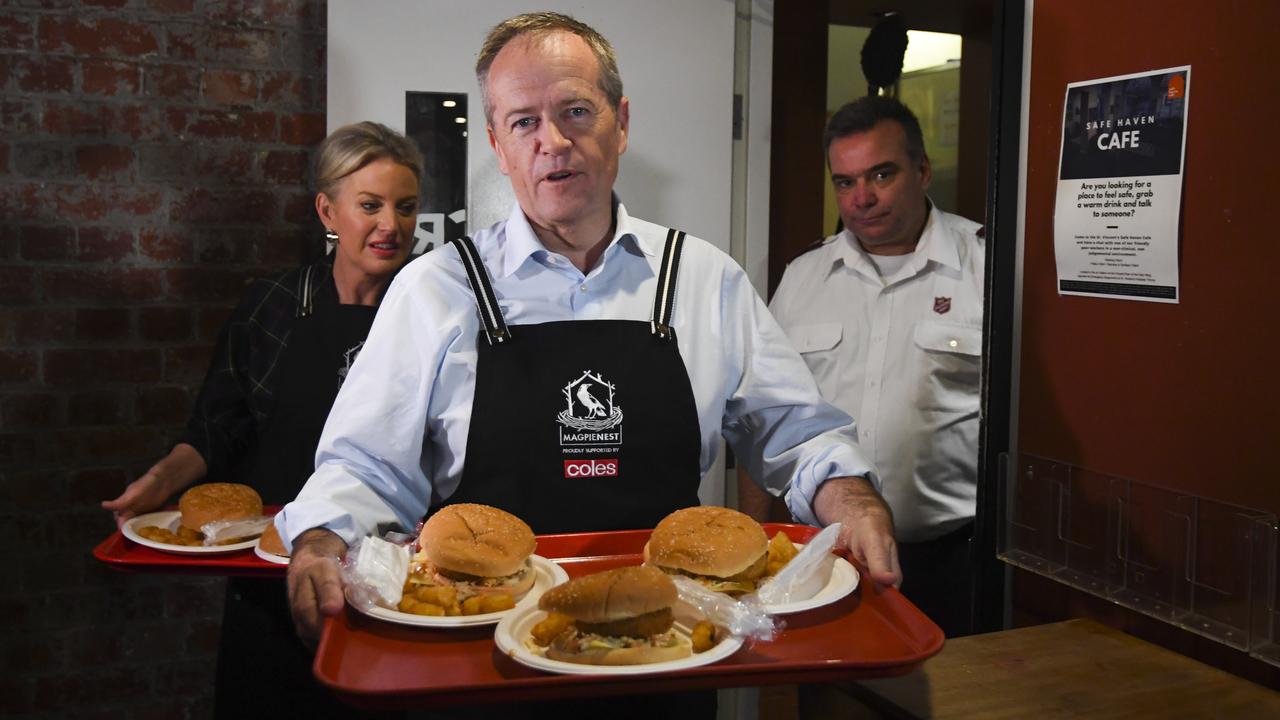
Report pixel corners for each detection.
[0,1,326,716]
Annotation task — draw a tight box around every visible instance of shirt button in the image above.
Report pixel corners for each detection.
[580,284,588,292]
[949,339,959,348]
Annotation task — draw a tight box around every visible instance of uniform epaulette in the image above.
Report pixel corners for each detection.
[787,236,831,265]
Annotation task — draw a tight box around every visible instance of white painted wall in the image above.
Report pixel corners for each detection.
[328,0,738,250]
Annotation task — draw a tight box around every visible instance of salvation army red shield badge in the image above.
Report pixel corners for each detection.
[933,296,951,314]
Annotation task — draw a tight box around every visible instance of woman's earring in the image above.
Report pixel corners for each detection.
[325,229,338,255]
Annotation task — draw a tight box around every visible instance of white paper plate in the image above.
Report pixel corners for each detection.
[253,541,290,565]
[350,555,569,628]
[758,554,860,615]
[494,604,744,675]
[122,511,259,555]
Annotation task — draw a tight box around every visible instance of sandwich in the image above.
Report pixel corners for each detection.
[534,565,692,665]
[407,503,537,604]
[258,521,288,557]
[178,482,264,533]
[644,505,769,595]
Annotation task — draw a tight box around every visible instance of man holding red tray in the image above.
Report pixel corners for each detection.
[277,12,902,685]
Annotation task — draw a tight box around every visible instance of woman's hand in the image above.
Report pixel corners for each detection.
[101,443,208,528]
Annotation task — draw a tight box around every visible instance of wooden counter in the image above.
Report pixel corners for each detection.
[819,619,1280,719]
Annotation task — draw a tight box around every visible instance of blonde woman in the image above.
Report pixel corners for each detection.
[103,121,423,718]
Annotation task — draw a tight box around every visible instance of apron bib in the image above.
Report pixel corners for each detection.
[435,231,702,534]
[248,264,376,504]
[219,264,380,717]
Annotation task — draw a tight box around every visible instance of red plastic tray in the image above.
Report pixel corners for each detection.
[314,523,944,709]
[92,506,286,577]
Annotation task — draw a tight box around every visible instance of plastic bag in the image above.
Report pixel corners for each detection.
[201,515,273,546]
[338,535,411,612]
[671,575,780,642]
[751,522,841,606]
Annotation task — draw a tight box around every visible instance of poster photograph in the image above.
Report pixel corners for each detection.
[1053,66,1190,302]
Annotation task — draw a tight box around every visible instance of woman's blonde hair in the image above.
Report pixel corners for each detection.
[314,121,424,198]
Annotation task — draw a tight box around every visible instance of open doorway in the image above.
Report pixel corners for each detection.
[752,0,1006,637]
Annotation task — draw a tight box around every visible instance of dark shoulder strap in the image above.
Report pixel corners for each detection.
[787,236,829,266]
[295,264,315,318]
[650,228,686,340]
[449,236,511,345]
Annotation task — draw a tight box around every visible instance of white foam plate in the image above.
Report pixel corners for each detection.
[122,511,258,555]
[253,541,290,565]
[758,554,860,615]
[494,604,744,675]
[349,555,568,628]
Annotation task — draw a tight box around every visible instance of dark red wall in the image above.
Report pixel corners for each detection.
[0,1,326,716]
[1018,2,1280,511]
[1015,0,1280,688]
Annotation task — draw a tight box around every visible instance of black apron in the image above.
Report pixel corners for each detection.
[434,231,702,534]
[248,264,376,503]
[216,264,391,719]
[420,232,715,720]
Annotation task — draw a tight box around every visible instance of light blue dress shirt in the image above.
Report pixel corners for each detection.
[277,202,877,548]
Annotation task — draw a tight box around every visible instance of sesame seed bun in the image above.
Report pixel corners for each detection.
[539,565,677,623]
[420,503,536,578]
[644,505,769,580]
[538,566,691,666]
[178,483,263,532]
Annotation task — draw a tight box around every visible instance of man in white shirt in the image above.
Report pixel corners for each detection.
[767,96,984,637]
[278,13,901,653]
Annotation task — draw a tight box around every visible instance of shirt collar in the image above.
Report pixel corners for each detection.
[497,194,652,278]
[832,200,960,279]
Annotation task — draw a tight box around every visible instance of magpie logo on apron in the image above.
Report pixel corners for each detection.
[556,370,623,478]
[337,340,365,388]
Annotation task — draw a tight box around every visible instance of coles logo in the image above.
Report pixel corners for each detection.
[563,459,619,478]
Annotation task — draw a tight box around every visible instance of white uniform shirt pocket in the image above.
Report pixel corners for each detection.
[787,322,842,353]
[912,320,982,413]
[785,322,844,398]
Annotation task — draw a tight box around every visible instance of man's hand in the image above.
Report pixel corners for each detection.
[101,443,207,528]
[813,476,902,589]
[286,528,348,647]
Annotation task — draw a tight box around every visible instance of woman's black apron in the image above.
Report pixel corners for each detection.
[421,233,715,720]
[216,264,385,719]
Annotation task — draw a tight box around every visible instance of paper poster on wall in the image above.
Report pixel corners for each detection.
[1053,66,1189,302]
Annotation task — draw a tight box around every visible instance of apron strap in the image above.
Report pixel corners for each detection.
[450,236,511,345]
[295,264,315,318]
[650,228,686,340]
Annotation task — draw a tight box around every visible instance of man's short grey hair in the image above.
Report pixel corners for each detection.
[475,12,624,126]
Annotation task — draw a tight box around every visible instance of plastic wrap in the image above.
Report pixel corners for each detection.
[671,575,779,642]
[200,515,273,546]
[339,535,411,611]
[751,523,841,606]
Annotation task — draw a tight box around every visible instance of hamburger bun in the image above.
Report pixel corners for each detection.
[258,520,288,557]
[420,503,536,578]
[645,506,769,581]
[539,565,676,623]
[545,636,693,666]
[538,566,690,666]
[178,483,263,532]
